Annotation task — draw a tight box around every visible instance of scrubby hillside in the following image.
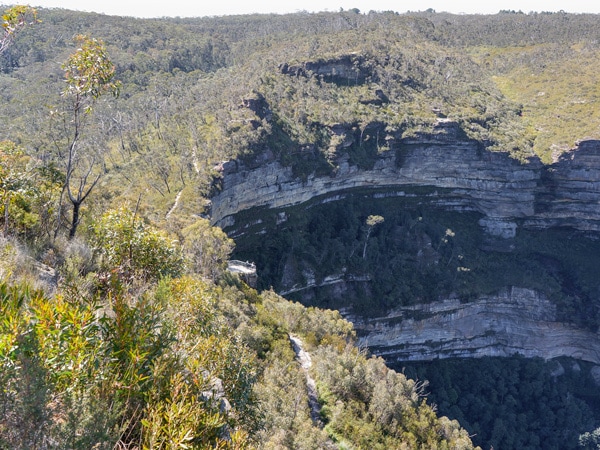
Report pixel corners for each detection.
[0,239,475,448]
[2,5,600,449]
[0,6,483,448]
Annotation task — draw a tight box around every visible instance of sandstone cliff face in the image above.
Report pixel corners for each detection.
[279,54,370,85]
[211,121,600,236]
[529,140,600,230]
[209,121,600,362]
[349,287,600,364]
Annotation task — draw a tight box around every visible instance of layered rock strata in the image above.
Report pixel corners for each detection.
[349,287,600,364]
[210,121,600,236]
[209,121,600,363]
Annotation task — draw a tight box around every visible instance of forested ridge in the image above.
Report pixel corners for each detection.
[2,5,600,449]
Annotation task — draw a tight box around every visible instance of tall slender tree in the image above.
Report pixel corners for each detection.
[362,214,384,259]
[60,35,120,239]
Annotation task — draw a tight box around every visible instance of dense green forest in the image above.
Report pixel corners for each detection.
[2,4,600,449]
[399,356,600,449]
[232,192,600,330]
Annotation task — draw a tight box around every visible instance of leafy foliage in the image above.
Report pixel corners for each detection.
[92,206,184,282]
[0,275,257,448]
[314,345,475,449]
[0,5,38,55]
[0,141,62,241]
[181,218,234,281]
[0,140,33,235]
[62,34,119,100]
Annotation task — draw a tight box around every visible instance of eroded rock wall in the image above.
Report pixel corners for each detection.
[350,287,600,364]
[211,122,600,236]
[209,122,600,363]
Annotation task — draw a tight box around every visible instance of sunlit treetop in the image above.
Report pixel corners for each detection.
[61,34,120,104]
[1,5,39,54]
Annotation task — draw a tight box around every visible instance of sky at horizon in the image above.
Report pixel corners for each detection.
[8,1,600,18]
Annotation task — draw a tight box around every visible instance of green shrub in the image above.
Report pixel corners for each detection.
[92,207,184,282]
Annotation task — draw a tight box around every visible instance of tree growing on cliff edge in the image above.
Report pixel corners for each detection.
[58,34,120,239]
[363,214,384,259]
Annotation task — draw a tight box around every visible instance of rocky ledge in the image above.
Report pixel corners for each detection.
[210,120,600,236]
[209,121,600,363]
[350,287,600,364]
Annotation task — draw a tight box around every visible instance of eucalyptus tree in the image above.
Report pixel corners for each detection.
[58,34,120,239]
[0,5,38,55]
[363,214,384,259]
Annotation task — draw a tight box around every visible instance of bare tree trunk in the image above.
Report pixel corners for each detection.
[53,184,67,240]
[362,228,372,259]
[68,201,81,240]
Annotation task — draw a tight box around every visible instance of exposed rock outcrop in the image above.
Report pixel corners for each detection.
[289,335,323,427]
[211,121,600,236]
[226,260,257,287]
[209,121,600,363]
[279,53,370,85]
[211,120,544,232]
[350,287,600,364]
